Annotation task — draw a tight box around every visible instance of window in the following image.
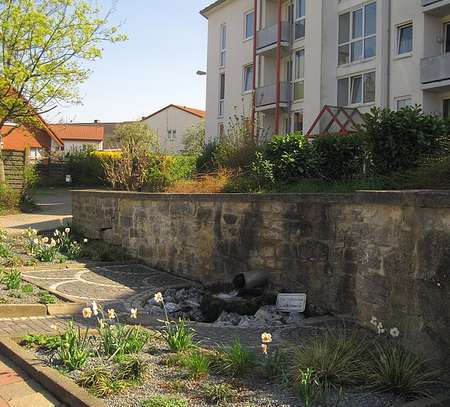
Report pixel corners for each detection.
[338,2,376,65]
[168,129,177,142]
[294,49,305,100]
[443,99,450,119]
[219,73,225,117]
[218,123,225,139]
[337,71,375,106]
[295,0,306,40]
[219,24,226,67]
[397,24,413,55]
[396,97,412,111]
[243,65,254,92]
[445,23,450,54]
[294,112,304,132]
[244,11,254,40]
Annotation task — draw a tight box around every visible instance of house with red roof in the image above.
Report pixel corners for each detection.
[50,124,104,153]
[142,104,205,154]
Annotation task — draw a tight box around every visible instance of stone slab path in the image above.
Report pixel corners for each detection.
[22,263,193,312]
[0,188,72,235]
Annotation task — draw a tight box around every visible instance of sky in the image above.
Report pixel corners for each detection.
[48,0,212,124]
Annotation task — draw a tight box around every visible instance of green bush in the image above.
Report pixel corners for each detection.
[196,141,219,173]
[264,132,317,182]
[361,106,450,175]
[66,148,106,186]
[313,133,366,180]
[0,184,19,212]
[181,350,210,379]
[214,339,256,377]
[140,395,188,407]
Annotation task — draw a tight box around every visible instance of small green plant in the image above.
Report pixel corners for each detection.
[368,344,439,399]
[215,339,256,377]
[20,283,34,294]
[295,368,322,407]
[78,366,128,398]
[8,290,23,299]
[202,383,237,404]
[262,349,290,385]
[140,395,188,407]
[22,333,60,350]
[57,322,90,371]
[0,241,13,259]
[39,292,58,304]
[182,350,210,379]
[0,297,6,304]
[115,355,148,382]
[161,318,195,353]
[293,331,368,387]
[1,269,22,290]
[99,323,150,358]
[34,238,59,262]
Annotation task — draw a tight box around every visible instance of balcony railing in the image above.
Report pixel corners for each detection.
[421,53,450,84]
[255,82,291,108]
[256,22,291,51]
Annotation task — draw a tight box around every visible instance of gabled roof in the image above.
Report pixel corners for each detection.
[200,0,229,18]
[50,124,104,141]
[142,104,205,120]
[2,125,48,150]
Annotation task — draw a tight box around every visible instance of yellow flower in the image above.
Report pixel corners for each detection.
[154,292,164,303]
[261,344,268,354]
[82,307,92,318]
[107,309,116,319]
[42,237,49,244]
[261,332,272,344]
[130,308,138,319]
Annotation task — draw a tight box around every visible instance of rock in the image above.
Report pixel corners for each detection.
[164,302,181,314]
[214,311,242,326]
[185,300,200,308]
[175,288,187,302]
[146,305,163,315]
[284,312,305,325]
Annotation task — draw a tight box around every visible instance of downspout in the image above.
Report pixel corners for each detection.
[386,0,391,108]
[275,0,282,134]
[252,0,258,138]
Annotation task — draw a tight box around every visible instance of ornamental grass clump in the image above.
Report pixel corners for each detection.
[78,366,128,398]
[57,321,90,371]
[202,383,238,404]
[1,269,21,290]
[181,349,210,379]
[215,339,256,377]
[153,292,196,352]
[293,331,368,388]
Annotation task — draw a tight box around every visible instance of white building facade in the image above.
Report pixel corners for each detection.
[201,0,450,141]
[142,105,205,154]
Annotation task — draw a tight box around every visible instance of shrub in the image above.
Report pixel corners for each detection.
[361,106,450,175]
[313,133,366,180]
[21,163,39,204]
[0,184,19,212]
[264,132,317,182]
[368,344,439,399]
[161,319,195,353]
[215,339,256,377]
[196,141,219,173]
[39,292,58,304]
[66,148,106,186]
[293,331,368,388]
[250,151,275,190]
[183,121,205,156]
[57,321,90,371]
[202,383,237,404]
[181,350,210,379]
[140,395,188,407]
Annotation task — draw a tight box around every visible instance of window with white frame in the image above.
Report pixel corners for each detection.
[219,24,226,67]
[295,0,306,40]
[445,23,450,53]
[396,97,412,111]
[397,23,413,55]
[294,49,305,100]
[168,129,177,142]
[337,71,375,106]
[218,73,225,117]
[244,10,254,40]
[243,65,254,92]
[338,2,376,65]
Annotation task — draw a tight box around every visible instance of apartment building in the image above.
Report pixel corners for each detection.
[201,0,450,141]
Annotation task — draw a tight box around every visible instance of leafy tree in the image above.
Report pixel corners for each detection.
[183,120,205,156]
[0,0,126,181]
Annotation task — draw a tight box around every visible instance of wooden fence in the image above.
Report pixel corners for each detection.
[3,150,25,191]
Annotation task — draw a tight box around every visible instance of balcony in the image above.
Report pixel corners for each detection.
[256,22,291,56]
[421,53,450,89]
[255,82,291,111]
[422,0,450,15]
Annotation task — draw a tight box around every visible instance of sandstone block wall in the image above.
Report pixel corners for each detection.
[73,190,450,362]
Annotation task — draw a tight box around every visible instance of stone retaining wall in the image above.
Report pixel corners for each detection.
[73,190,450,362]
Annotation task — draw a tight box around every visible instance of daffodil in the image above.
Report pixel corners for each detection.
[50,238,57,247]
[130,308,138,319]
[261,332,272,344]
[42,237,49,244]
[65,227,71,234]
[261,344,268,354]
[154,292,164,303]
[83,238,88,243]
[377,322,386,335]
[107,308,116,319]
[370,316,378,326]
[33,238,39,245]
[82,307,92,318]
[54,230,60,236]
[92,301,99,316]
[390,327,400,338]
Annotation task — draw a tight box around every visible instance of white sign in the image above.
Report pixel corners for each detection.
[65,175,72,183]
[276,293,306,313]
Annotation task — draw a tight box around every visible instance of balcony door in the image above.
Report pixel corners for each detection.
[445,23,450,53]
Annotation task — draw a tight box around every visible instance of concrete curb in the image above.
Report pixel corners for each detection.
[0,304,47,318]
[0,337,104,407]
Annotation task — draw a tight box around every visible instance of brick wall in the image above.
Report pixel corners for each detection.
[73,190,450,363]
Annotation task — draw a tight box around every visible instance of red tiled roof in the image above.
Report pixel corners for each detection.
[2,125,46,151]
[142,104,205,120]
[50,124,104,141]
